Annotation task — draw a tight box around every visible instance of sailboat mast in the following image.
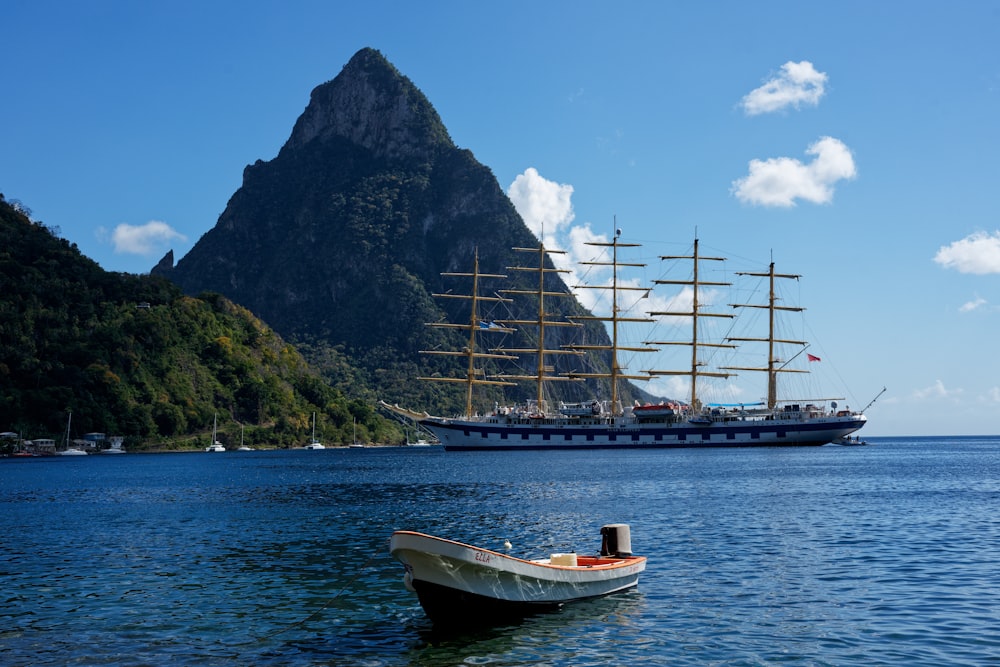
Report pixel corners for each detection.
[465,251,482,415]
[419,247,517,417]
[610,236,621,409]
[496,243,582,409]
[569,229,656,415]
[690,240,701,406]
[723,260,806,410]
[646,237,734,410]
[535,245,546,405]
[766,263,777,408]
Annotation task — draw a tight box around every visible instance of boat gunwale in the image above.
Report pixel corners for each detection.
[390,530,646,572]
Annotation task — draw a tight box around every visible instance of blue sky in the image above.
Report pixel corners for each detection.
[3,1,999,436]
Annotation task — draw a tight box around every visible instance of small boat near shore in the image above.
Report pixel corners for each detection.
[205,414,225,452]
[56,412,87,456]
[101,436,126,454]
[389,524,645,626]
[302,412,325,449]
[834,435,868,446]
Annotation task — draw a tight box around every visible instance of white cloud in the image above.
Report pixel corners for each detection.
[649,286,694,324]
[562,223,613,311]
[959,296,987,312]
[109,220,186,256]
[732,136,857,207]
[741,61,828,115]
[509,169,619,310]
[507,169,731,322]
[913,379,963,402]
[507,167,575,247]
[645,286,725,325]
[933,231,1000,274]
[647,375,692,403]
[566,222,607,268]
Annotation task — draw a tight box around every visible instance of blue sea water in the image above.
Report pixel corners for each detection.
[1,437,999,666]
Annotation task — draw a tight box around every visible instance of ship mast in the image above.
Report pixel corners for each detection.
[496,243,583,410]
[419,248,518,417]
[567,229,657,415]
[722,261,806,409]
[644,237,736,410]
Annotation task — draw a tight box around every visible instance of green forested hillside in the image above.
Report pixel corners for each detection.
[0,195,397,449]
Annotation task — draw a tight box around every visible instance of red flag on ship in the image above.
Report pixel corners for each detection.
[807,353,821,362]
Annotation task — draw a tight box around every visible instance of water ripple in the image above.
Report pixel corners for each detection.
[2,440,999,664]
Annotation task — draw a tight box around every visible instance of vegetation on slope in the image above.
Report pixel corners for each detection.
[0,195,398,450]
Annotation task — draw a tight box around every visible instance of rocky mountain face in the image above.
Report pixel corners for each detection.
[155,48,635,414]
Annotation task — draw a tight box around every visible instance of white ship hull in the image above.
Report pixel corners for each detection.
[420,411,866,451]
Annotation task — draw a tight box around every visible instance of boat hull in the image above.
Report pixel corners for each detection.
[419,414,867,451]
[409,579,564,626]
[389,531,645,626]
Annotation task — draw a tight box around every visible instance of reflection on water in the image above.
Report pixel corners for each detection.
[2,439,1000,665]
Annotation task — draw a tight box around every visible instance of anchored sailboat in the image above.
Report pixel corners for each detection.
[382,233,867,450]
[303,412,325,449]
[56,411,88,456]
[205,413,225,452]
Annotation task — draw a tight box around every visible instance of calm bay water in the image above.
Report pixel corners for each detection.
[2,437,999,666]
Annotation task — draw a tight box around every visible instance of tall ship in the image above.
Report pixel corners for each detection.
[383,232,868,450]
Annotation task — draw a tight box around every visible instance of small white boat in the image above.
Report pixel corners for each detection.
[101,436,126,454]
[390,524,645,626]
[205,414,226,452]
[348,418,364,447]
[405,421,435,446]
[236,424,253,450]
[56,412,87,455]
[631,402,682,419]
[303,412,325,449]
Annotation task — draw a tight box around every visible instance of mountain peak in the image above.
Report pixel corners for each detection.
[284,47,453,160]
[159,48,625,416]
